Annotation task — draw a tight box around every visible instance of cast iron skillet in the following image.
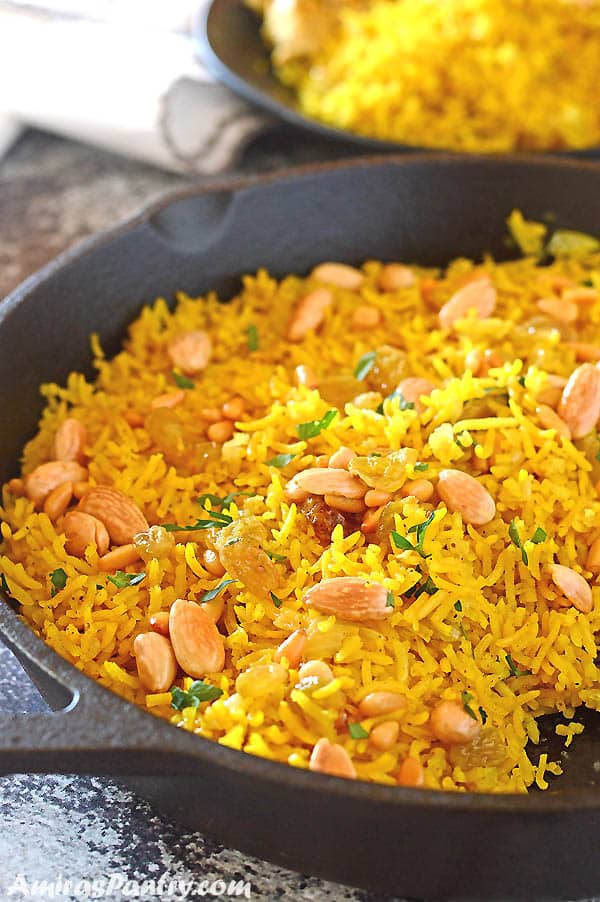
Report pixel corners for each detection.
[1,156,600,901]
[198,0,600,159]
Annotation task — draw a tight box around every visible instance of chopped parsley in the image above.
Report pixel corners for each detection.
[296,409,337,440]
[506,653,531,678]
[163,492,256,532]
[200,579,236,602]
[354,351,377,381]
[108,571,146,589]
[246,324,259,352]
[461,691,478,721]
[50,568,67,597]
[0,573,10,595]
[405,574,438,599]
[348,722,369,739]
[414,462,429,472]
[265,453,296,468]
[224,537,241,547]
[454,600,463,612]
[582,278,595,288]
[266,550,288,562]
[531,527,547,544]
[172,371,195,390]
[478,706,488,725]
[386,589,395,608]
[170,680,223,711]
[509,520,546,565]
[197,491,254,511]
[518,375,527,387]
[376,389,415,415]
[270,591,283,608]
[393,512,435,560]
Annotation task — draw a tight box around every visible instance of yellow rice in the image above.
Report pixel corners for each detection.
[1,213,600,793]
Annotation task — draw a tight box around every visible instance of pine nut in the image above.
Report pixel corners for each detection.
[328,446,356,470]
[370,720,400,751]
[309,738,357,779]
[359,691,406,717]
[274,629,307,668]
[378,263,415,292]
[151,390,185,409]
[98,543,141,572]
[352,305,382,329]
[203,548,226,577]
[312,262,364,290]
[364,489,392,508]
[43,481,73,521]
[222,396,245,420]
[397,756,424,787]
[297,660,334,685]
[207,420,235,443]
[400,479,434,502]
[430,700,481,745]
[324,494,365,513]
[149,611,170,637]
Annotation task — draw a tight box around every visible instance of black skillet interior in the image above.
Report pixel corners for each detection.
[2,157,600,900]
[198,0,600,159]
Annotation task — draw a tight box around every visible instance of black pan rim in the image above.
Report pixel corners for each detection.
[2,153,600,813]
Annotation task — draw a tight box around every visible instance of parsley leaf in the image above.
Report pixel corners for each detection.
[393,512,435,560]
[376,389,415,415]
[270,591,283,608]
[296,409,337,440]
[200,579,236,602]
[197,491,254,512]
[478,706,488,725]
[170,680,223,711]
[348,722,369,739]
[163,517,230,532]
[224,537,241,547]
[404,575,438,599]
[414,462,429,472]
[108,571,146,589]
[454,600,463,612]
[0,573,10,595]
[508,520,528,565]
[266,550,288,562]
[265,453,295,468]
[247,324,259,352]
[50,568,67,597]
[531,527,546,544]
[506,653,531,678]
[518,375,526,387]
[461,691,478,720]
[172,371,195,390]
[386,589,395,608]
[354,351,377,381]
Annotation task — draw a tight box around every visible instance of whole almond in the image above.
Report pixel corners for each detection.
[78,486,148,545]
[312,262,364,290]
[24,461,87,508]
[303,576,393,622]
[169,599,225,677]
[549,564,593,613]
[62,510,110,557]
[438,278,497,331]
[437,469,495,526]
[134,632,177,692]
[167,330,212,374]
[309,738,357,779]
[54,418,88,463]
[287,288,332,342]
[558,363,600,439]
[290,467,367,499]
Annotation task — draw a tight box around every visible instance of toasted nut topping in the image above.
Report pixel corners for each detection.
[62,510,110,557]
[151,390,185,410]
[169,598,225,677]
[24,461,87,509]
[97,543,141,572]
[361,505,385,535]
[324,494,365,513]
[400,478,435,502]
[309,738,357,779]
[430,700,481,745]
[370,720,400,751]
[274,629,307,668]
[291,467,367,499]
[397,756,425,787]
[284,479,309,503]
[378,263,415,292]
[149,611,170,637]
[7,478,24,496]
[438,278,497,331]
[295,364,319,388]
[549,564,593,613]
[537,296,578,324]
[563,287,598,305]
[316,455,330,468]
[54,418,88,464]
[297,660,334,686]
[437,469,495,526]
[200,407,223,423]
[312,262,364,290]
[364,489,393,508]
[558,363,600,439]
[535,373,568,407]
[43,481,73,521]
[536,405,571,440]
[564,342,600,362]
[202,594,226,623]
[396,377,436,411]
[78,486,148,545]
[359,691,406,717]
[134,632,177,692]
[287,288,332,342]
[124,409,144,428]
[167,330,212,374]
[203,548,226,578]
[328,446,356,470]
[304,576,393,622]
[586,537,600,574]
[222,396,245,420]
[207,420,235,443]
[351,305,382,330]
[72,480,90,499]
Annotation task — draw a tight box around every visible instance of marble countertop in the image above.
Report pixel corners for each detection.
[0,128,390,902]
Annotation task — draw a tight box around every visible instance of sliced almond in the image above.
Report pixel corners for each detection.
[309,738,357,779]
[549,564,593,613]
[134,632,177,692]
[287,288,332,342]
[78,486,148,545]
[437,469,495,526]
[54,418,88,464]
[558,363,600,439]
[24,461,88,508]
[303,576,392,622]
[438,278,497,331]
[290,467,366,499]
[169,598,225,677]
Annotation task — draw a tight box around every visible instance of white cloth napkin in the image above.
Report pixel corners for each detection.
[0,2,271,174]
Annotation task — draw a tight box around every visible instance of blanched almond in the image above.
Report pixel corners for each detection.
[359,691,406,717]
[134,632,177,692]
[549,564,593,613]
[303,576,392,622]
[169,598,225,677]
[377,263,415,292]
[290,467,366,499]
[24,461,88,508]
[430,700,481,745]
[309,738,356,779]
[62,510,110,557]
[397,377,436,411]
[437,469,495,525]
[54,418,88,463]
[558,363,600,439]
[312,262,364,290]
[287,288,332,342]
[43,481,73,521]
[167,330,212,374]
[536,405,571,440]
[438,278,497,331]
[274,629,307,668]
[78,486,148,545]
